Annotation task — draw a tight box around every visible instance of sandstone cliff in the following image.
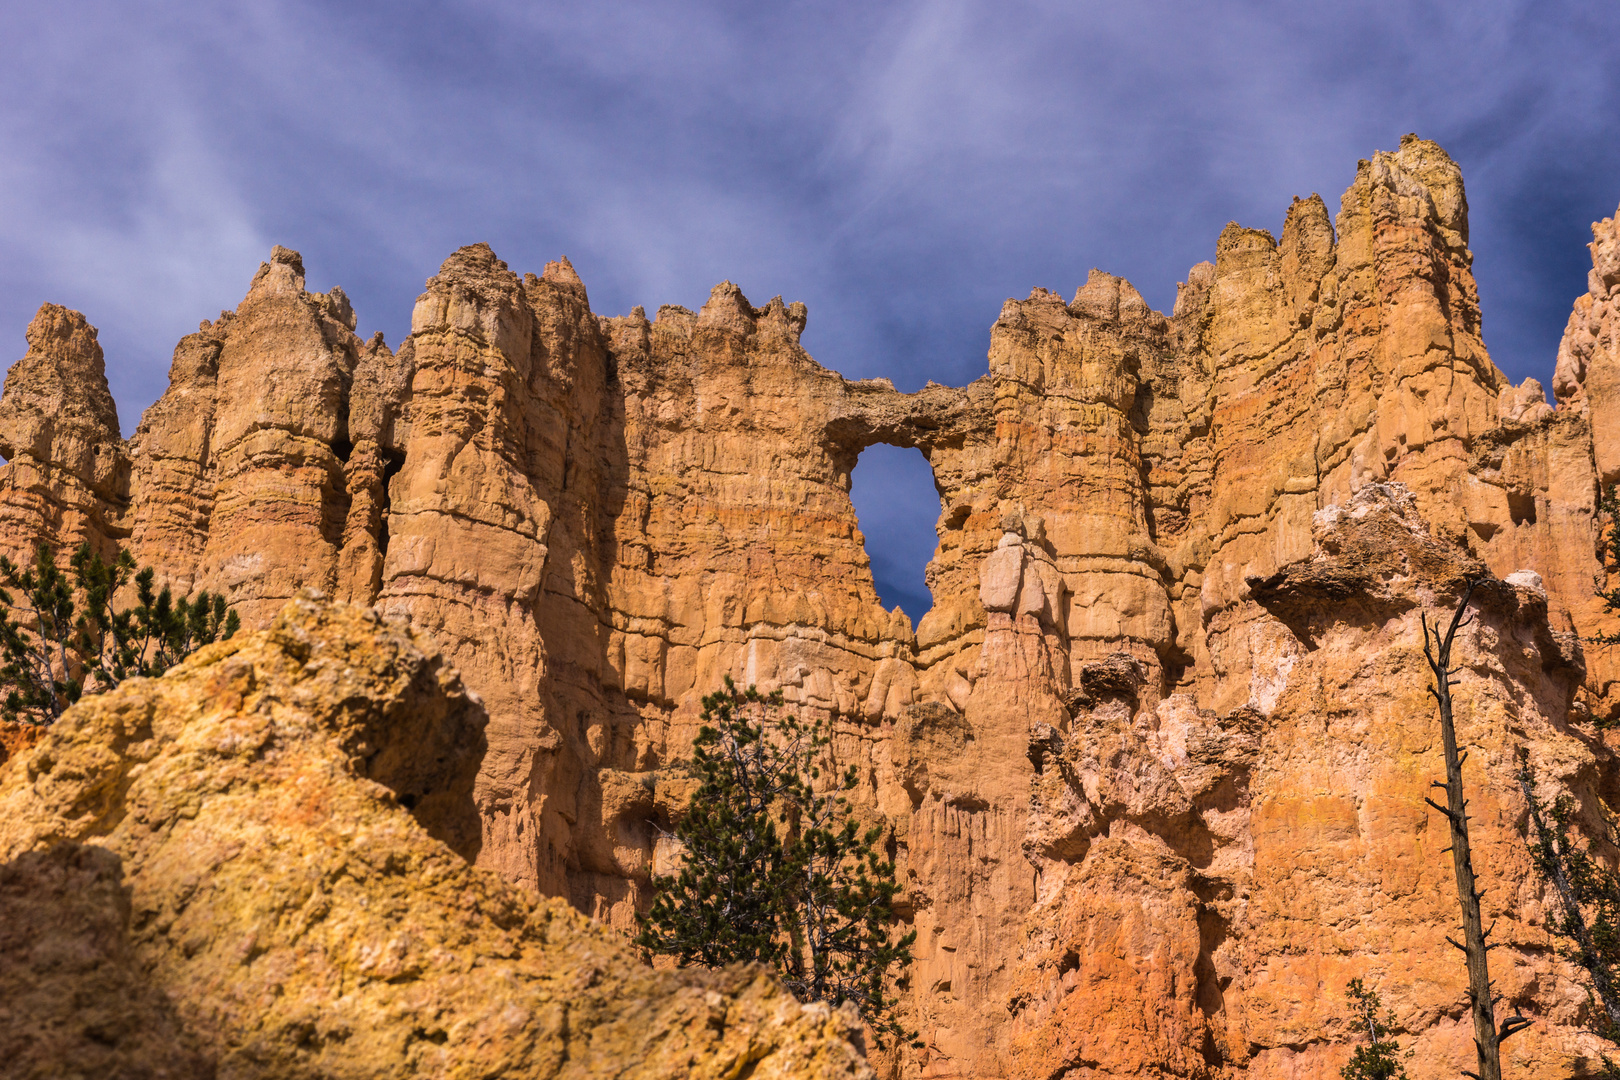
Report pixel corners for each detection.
[0,597,872,1079]
[3,133,1620,1078]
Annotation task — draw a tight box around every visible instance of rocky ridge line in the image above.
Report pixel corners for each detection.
[3,135,1620,1078]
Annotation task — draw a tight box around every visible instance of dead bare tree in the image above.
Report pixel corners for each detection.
[1422,581,1531,1080]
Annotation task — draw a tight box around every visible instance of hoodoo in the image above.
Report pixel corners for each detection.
[4,135,1620,1078]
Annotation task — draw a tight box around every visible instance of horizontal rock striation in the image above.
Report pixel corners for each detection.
[4,134,1620,1078]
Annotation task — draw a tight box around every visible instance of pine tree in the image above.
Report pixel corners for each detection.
[1519,767,1620,1073]
[1340,979,1410,1080]
[0,541,239,724]
[635,681,799,971]
[1593,482,1620,648]
[636,678,917,1047]
[78,549,240,686]
[0,542,85,723]
[778,715,916,1044]
[1514,480,1620,1073]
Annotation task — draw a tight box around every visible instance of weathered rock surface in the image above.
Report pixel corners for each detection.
[0,302,127,560]
[0,597,872,1079]
[6,133,1620,1078]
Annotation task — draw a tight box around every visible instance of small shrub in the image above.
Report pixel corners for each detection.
[1341,979,1409,1080]
[0,541,239,724]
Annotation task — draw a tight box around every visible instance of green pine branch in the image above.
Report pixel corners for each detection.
[1340,979,1410,1080]
[1520,766,1620,1064]
[1592,483,1620,652]
[636,677,918,1048]
[0,541,240,725]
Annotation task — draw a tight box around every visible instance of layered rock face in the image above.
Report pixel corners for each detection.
[0,597,872,1079]
[5,134,1620,1078]
[0,302,126,555]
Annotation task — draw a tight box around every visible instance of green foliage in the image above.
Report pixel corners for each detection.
[0,543,84,723]
[636,678,918,1048]
[635,681,798,972]
[781,726,916,1036]
[1340,979,1410,1080]
[1520,766,1620,1055]
[0,541,239,725]
[1594,482,1620,649]
[1539,478,1620,1069]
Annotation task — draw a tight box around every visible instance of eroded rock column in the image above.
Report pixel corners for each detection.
[0,303,127,560]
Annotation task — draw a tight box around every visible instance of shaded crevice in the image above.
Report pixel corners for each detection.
[1507,491,1537,525]
[377,449,407,559]
[321,486,352,550]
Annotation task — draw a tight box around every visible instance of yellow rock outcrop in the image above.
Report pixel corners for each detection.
[0,598,872,1079]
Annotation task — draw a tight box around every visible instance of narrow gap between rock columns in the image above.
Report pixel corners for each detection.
[848,443,940,632]
[377,449,407,559]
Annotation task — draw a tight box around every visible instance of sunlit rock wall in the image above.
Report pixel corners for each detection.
[4,135,1620,1079]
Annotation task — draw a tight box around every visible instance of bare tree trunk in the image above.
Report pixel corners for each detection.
[1422,583,1526,1080]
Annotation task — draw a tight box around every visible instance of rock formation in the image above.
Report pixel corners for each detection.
[0,302,125,556]
[4,133,1620,1078]
[0,597,872,1079]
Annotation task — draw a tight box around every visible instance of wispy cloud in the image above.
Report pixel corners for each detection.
[0,16,269,414]
[1,0,1617,609]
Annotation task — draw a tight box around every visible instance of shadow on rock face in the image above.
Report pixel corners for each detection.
[0,842,215,1079]
[0,596,872,1080]
[349,647,489,865]
[248,593,491,864]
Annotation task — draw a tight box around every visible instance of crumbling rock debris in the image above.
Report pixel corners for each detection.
[5,134,1620,1078]
[0,597,872,1080]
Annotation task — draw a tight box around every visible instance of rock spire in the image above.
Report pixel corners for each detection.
[4,136,1620,1078]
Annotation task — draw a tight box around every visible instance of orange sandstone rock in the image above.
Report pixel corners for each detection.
[4,135,1620,1078]
[0,302,126,560]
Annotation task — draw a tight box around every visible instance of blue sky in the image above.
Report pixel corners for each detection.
[3,1,1618,620]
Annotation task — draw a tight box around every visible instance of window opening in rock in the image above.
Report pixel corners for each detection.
[848,443,941,630]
